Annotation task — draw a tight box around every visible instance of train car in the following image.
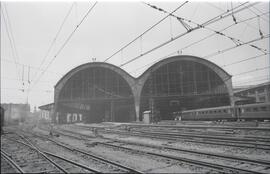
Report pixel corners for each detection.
[236,102,270,121]
[180,102,270,121]
[181,105,235,121]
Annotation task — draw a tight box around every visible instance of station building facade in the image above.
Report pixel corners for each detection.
[234,82,270,104]
[53,55,234,124]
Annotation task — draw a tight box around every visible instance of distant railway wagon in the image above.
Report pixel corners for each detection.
[176,102,270,121]
[1,106,5,134]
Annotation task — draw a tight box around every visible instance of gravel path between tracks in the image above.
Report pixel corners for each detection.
[32,126,213,173]
[57,123,270,161]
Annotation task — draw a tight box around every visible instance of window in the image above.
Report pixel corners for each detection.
[259,96,266,102]
[245,108,251,112]
[257,88,265,93]
[260,107,267,111]
[253,107,258,112]
[249,90,255,95]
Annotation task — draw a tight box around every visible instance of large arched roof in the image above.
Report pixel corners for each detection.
[55,62,135,93]
[138,55,231,84]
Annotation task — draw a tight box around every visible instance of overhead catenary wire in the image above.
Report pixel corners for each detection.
[29,1,98,92]
[120,2,253,67]
[33,2,76,82]
[221,53,268,67]
[2,58,63,75]
[204,34,269,60]
[233,66,270,76]
[2,3,20,62]
[103,1,189,62]
[234,77,269,86]
[144,2,268,54]
[206,2,268,34]
[1,6,21,81]
[128,11,269,76]
[3,67,269,94]
[247,5,269,23]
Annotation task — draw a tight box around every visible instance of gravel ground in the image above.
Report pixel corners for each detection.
[3,123,269,173]
[32,126,215,173]
[56,123,270,161]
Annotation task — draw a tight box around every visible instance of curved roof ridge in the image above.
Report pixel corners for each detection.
[55,61,135,87]
[137,55,231,79]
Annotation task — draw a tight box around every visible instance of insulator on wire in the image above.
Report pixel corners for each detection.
[259,30,263,39]
[232,15,237,24]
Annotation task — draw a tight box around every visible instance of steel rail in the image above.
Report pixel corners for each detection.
[4,136,69,173]
[100,139,270,166]
[48,126,270,150]
[17,134,101,173]
[43,151,100,173]
[51,126,270,166]
[123,123,270,131]
[37,126,270,173]
[97,142,267,174]
[133,130,270,144]
[1,150,25,173]
[101,130,270,150]
[136,127,270,141]
[46,126,270,168]
[26,132,144,174]
[4,136,99,173]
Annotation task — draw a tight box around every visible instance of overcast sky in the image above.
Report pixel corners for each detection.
[1,1,269,109]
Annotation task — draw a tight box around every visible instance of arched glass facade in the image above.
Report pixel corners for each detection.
[57,67,134,123]
[140,60,230,120]
[54,56,232,124]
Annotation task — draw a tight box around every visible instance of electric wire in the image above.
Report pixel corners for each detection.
[129,52,269,76]
[128,11,268,76]
[103,1,189,62]
[221,53,268,67]
[2,3,20,62]
[2,67,269,93]
[33,2,76,82]
[120,2,252,67]
[29,1,98,92]
[2,58,62,75]
[205,34,269,60]
[144,2,268,54]
[1,6,21,81]
[207,2,268,34]
[233,66,270,76]
[247,5,269,23]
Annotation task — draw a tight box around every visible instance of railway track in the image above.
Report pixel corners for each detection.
[1,150,24,173]
[1,133,99,173]
[96,142,270,174]
[133,126,270,141]
[63,123,270,150]
[100,129,270,150]
[37,126,270,174]
[122,123,270,131]
[5,129,143,174]
[1,136,67,173]
[71,124,270,145]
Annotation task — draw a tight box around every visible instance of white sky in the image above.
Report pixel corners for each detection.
[1,0,269,109]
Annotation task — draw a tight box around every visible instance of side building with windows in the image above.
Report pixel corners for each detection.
[234,82,270,105]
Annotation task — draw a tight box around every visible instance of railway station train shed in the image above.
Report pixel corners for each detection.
[53,55,234,124]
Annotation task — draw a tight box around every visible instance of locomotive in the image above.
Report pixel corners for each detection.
[174,102,270,121]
